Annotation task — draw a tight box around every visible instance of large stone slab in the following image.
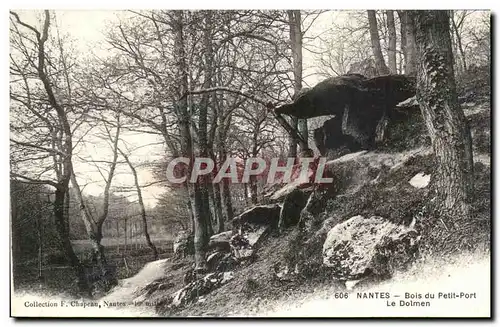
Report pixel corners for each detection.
[231,204,281,230]
[208,231,233,252]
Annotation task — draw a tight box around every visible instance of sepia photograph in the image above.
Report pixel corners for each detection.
[8,8,492,318]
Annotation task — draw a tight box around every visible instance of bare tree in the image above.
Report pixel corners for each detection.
[314,11,373,77]
[287,10,302,156]
[118,147,159,260]
[386,10,397,74]
[69,117,121,288]
[367,10,390,75]
[398,10,417,75]
[450,10,473,73]
[10,10,91,294]
[172,11,210,271]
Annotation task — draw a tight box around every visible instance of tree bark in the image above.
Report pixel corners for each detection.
[172,10,208,271]
[243,183,250,206]
[198,10,215,238]
[411,10,474,245]
[64,190,70,236]
[221,172,234,220]
[212,178,224,233]
[398,11,417,75]
[451,11,468,73]
[249,175,258,205]
[288,117,298,157]
[367,10,390,75]
[288,10,308,152]
[386,10,397,74]
[218,130,234,222]
[54,188,90,294]
[398,10,408,71]
[210,151,225,233]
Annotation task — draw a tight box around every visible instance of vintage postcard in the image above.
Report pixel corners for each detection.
[9,9,491,318]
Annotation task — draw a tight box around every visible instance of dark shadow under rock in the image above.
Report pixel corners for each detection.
[278,188,309,231]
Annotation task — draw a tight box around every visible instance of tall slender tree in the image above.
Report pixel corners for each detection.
[172,11,209,271]
[367,10,390,75]
[386,10,397,74]
[398,10,417,75]
[288,10,308,154]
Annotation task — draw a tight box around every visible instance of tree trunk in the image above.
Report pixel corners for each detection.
[411,10,474,249]
[173,10,208,272]
[212,180,224,233]
[398,10,408,72]
[288,117,298,157]
[451,11,468,73]
[54,188,90,294]
[288,10,308,151]
[10,185,20,270]
[249,175,258,205]
[29,11,89,295]
[219,148,234,221]
[124,218,128,254]
[120,150,158,260]
[35,195,43,281]
[386,10,397,74]
[210,150,225,233]
[398,11,417,75]
[243,183,250,206]
[115,219,120,254]
[70,173,110,278]
[64,190,70,236]
[197,10,215,238]
[367,10,390,75]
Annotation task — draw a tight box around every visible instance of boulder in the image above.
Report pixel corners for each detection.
[323,148,432,196]
[206,252,238,272]
[265,175,315,202]
[275,74,415,119]
[323,215,420,281]
[157,272,234,313]
[278,188,309,231]
[173,230,194,258]
[208,231,233,252]
[173,272,234,307]
[133,278,176,305]
[298,187,336,232]
[206,251,226,271]
[227,204,282,262]
[231,204,281,230]
[275,74,415,150]
[230,224,269,261]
